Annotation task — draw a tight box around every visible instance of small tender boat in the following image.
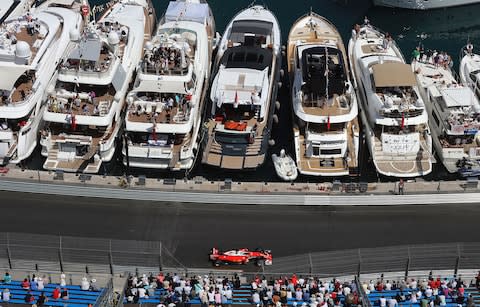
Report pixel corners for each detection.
[272,149,298,181]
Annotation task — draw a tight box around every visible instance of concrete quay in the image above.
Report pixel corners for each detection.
[0,167,479,206]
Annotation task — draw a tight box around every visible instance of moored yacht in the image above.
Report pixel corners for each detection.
[373,0,480,10]
[413,51,480,175]
[460,44,480,99]
[348,21,434,177]
[40,0,155,173]
[123,0,215,170]
[1,0,34,23]
[287,12,359,177]
[201,5,281,170]
[0,2,83,165]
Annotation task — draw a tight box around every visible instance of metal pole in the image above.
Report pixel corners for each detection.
[454,243,461,278]
[109,240,114,275]
[357,248,362,277]
[308,253,313,274]
[6,233,12,270]
[159,241,163,271]
[58,236,64,273]
[405,246,411,280]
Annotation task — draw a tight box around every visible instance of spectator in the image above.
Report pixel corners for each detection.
[24,290,34,303]
[52,287,61,300]
[37,291,47,307]
[2,288,11,302]
[252,291,260,305]
[3,272,11,284]
[90,278,98,291]
[21,278,30,290]
[81,277,90,291]
[380,295,387,307]
[31,278,38,291]
[37,277,45,291]
[61,287,69,300]
[60,273,66,287]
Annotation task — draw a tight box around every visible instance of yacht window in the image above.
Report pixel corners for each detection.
[320,149,341,155]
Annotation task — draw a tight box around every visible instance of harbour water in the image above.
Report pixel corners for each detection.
[24,0,480,182]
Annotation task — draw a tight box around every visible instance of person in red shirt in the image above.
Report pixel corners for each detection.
[291,274,298,286]
[21,278,30,290]
[52,287,61,300]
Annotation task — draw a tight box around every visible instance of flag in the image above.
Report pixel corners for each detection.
[234,91,239,108]
[400,112,405,129]
[71,114,77,131]
[327,115,331,131]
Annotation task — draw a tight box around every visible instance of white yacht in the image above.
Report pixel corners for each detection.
[0,2,83,166]
[413,53,480,174]
[348,22,434,177]
[287,12,359,177]
[40,0,155,173]
[1,0,34,22]
[373,0,480,10]
[201,5,281,170]
[123,0,215,170]
[460,44,480,98]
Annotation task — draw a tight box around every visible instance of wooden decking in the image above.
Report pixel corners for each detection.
[297,119,358,175]
[301,94,352,117]
[202,119,267,170]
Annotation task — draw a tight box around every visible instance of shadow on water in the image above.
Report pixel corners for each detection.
[22,0,480,183]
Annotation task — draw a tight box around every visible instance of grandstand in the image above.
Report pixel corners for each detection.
[0,273,106,307]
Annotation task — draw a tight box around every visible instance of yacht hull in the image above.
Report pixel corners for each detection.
[373,0,480,10]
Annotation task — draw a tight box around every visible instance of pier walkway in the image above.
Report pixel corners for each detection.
[0,167,479,206]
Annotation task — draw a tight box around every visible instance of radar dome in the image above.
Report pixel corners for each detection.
[69,28,80,42]
[14,41,31,65]
[144,41,154,51]
[107,31,120,46]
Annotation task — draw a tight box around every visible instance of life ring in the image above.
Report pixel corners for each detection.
[81,5,89,17]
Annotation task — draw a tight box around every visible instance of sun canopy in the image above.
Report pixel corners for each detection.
[165,1,209,24]
[69,39,102,62]
[372,62,417,88]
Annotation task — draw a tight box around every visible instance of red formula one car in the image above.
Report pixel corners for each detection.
[209,248,273,266]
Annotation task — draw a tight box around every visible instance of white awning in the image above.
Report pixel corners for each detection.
[165,1,209,24]
[0,66,27,91]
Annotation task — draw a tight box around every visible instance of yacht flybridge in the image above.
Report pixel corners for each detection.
[413,52,480,175]
[123,0,215,171]
[0,2,83,165]
[41,0,155,173]
[201,5,281,170]
[287,12,359,177]
[348,22,434,177]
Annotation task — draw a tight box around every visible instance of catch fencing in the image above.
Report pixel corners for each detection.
[0,232,479,279]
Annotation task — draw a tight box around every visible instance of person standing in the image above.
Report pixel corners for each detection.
[399,179,405,195]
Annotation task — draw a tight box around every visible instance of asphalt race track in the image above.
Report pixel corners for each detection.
[1,190,479,268]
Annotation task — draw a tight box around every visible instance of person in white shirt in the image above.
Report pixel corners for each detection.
[37,277,45,291]
[344,286,351,296]
[411,279,417,289]
[425,287,433,298]
[2,288,10,301]
[81,277,90,291]
[379,296,387,307]
[60,273,66,287]
[252,291,260,304]
[410,292,418,303]
[388,298,398,307]
[385,281,392,291]
[138,287,147,298]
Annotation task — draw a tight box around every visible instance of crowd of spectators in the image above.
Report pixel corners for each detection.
[0,271,98,306]
[248,275,362,307]
[124,272,240,306]
[365,274,478,307]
